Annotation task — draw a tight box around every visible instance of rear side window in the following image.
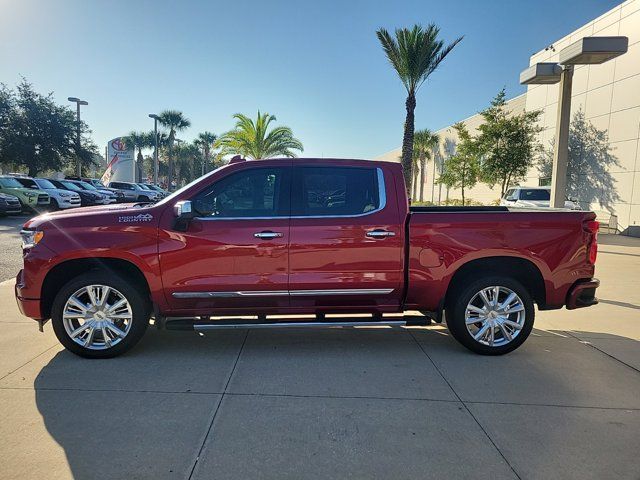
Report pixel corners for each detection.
[193,167,290,218]
[292,167,380,216]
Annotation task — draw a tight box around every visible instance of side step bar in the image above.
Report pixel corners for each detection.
[161,315,430,331]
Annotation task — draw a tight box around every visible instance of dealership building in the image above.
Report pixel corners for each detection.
[377,0,640,235]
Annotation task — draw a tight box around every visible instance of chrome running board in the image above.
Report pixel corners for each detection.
[161,315,429,331]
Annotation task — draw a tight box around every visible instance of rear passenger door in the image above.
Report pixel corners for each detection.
[288,163,403,310]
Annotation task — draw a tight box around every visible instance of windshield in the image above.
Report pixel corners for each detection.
[35,179,57,189]
[61,181,82,192]
[137,184,151,190]
[520,189,550,201]
[0,177,24,188]
[78,181,97,190]
[155,165,227,207]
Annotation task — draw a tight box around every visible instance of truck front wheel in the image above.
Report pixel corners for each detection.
[446,276,534,355]
[51,272,150,358]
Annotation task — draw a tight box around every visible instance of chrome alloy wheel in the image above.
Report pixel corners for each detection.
[464,286,526,347]
[62,285,133,350]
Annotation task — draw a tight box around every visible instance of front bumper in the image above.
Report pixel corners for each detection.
[566,278,600,310]
[15,272,44,319]
[0,202,22,214]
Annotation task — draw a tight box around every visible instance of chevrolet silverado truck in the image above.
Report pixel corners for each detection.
[15,158,599,358]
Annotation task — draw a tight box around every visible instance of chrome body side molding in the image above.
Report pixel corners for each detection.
[172,288,394,299]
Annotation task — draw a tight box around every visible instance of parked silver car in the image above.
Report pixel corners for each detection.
[108,181,162,202]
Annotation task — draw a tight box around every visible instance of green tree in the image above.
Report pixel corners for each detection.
[218,111,303,159]
[412,128,440,202]
[195,131,217,174]
[158,110,191,189]
[476,89,542,196]
[538,110,620,211]
[376,24,462,193]
[438,123,479,205]
[123,130,154,182]
[0,80,97,176]
[173,141,201,185]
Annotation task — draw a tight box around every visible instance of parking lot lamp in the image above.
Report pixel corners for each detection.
[520,37,628,208]
[68,97,88,177]
[149,114,160,185]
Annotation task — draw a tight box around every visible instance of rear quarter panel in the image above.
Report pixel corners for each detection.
[407,210,596,310]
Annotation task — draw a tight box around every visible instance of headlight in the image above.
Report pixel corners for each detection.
[59,192,71,198]
[21,229,44,249]
[25,192,37,198]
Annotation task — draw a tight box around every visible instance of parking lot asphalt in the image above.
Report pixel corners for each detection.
[0,215,27,283]
[0,229,638,479]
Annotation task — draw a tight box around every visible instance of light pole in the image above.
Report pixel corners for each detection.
[520,36,627,208]
[68,97,88,176]
[149,114,160,185]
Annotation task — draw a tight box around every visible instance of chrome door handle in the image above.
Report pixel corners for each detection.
[254,231,284,239]
[366,230,396,238]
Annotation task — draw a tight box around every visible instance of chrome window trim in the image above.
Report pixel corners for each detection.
[172,288,394,299]
[193,167,386,221]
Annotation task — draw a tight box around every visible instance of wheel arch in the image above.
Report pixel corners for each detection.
[444,256,546,309]
[41,257,151,319]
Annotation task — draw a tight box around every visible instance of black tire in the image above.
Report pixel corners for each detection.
[51,272,150,358]
[137,195,150,202]
[445,275,534,355]
[49,198,60,211]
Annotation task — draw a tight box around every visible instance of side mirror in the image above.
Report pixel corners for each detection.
[173,200,195,232]
[174,200,194,219]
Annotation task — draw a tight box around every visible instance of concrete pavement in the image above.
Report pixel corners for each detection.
[0,234,638,479]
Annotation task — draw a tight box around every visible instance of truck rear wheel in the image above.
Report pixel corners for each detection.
[51,272,150,358]
[446,276,534,355]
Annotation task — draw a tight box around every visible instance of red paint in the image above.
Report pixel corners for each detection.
[15,158,598,321]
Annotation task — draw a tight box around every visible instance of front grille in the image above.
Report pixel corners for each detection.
[6,198,20,206]
[70,197,81,204]
[37,194,49,204]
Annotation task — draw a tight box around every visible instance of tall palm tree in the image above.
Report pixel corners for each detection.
[158,110,191,190]
[377,24,462,193]
[123,130,153,182]
[195,131,217,174]
[217,111,303,159]
[413,129,440,202]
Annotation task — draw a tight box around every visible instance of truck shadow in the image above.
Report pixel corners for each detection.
[31,326,640,479]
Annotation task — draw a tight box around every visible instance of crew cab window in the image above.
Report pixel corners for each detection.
[111,182,134,190]
[520,189,550,201]
[293,167,380,216]
[193,167,289,218]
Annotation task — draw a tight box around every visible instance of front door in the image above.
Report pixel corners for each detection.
[288,163,403,311]
[159,162,291,313]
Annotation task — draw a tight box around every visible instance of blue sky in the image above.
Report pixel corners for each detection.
[0,0,621,159]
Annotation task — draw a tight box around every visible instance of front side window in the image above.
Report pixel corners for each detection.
[293,167,380,216]
[504,189,516,201]
[193,167,289,218]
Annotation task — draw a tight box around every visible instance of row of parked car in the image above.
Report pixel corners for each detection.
[0,174,169,215]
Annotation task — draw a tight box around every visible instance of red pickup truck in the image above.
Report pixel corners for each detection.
[15,158,599,358]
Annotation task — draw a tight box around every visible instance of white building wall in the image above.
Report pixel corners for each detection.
[376,0,640,233]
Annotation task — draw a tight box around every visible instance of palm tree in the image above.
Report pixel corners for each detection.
[158,110,191,190]
[376,24,462,193]
[123,131,153,182]
[413,129,440,202]
[217,111,303,159]
[195,131,217,175]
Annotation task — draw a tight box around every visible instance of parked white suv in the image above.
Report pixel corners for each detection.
[500,186,581,210]
[15,177,81,210]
